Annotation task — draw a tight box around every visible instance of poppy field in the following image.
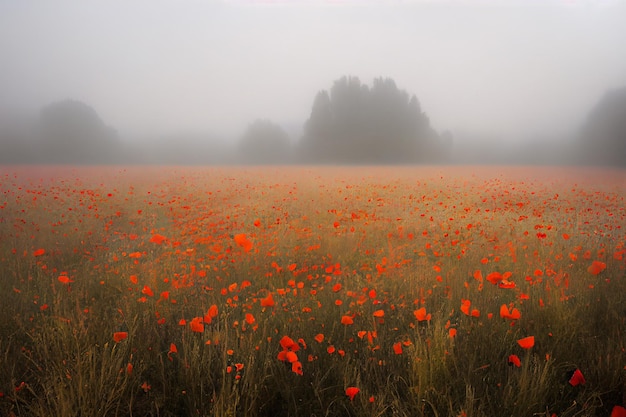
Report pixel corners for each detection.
[1,165,625,417]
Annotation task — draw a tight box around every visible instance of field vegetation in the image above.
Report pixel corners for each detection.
[0,165,625,417]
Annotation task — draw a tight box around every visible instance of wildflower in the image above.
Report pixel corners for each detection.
[168,343,177,361]
[414,307,431,322]
[610,406,626,417]
[149,234,167,244]
[569,369,585,386]
[113,331,128,343]
[292,361,303,375]
[261,292,275,307]
[587,261,606,275]
[190,317,204,333]
[508,354,521,367]
[58,275,73,284]
[517,336,534,349]
[141,286,154,297]
[234,234,253,252]
[346,387,360,401]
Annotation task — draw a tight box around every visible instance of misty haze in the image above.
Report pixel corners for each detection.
[2,2,626,417]
[1,0,625,166]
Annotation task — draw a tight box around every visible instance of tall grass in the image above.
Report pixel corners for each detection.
[0,165,624,417]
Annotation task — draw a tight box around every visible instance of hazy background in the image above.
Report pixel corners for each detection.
[1,0,625,164]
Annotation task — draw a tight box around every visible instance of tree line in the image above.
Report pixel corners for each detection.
[223,76,451,165]
[1,76,624,165]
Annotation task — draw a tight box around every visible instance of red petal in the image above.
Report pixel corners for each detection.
[569,369,586,386]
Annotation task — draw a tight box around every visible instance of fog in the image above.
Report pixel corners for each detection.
[1,0,625,164]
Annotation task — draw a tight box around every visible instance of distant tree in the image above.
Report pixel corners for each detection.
[300,91,333,162]
[36,99,120,163]
[238,119,291,164]
[579,86,626,166]
[299,75,447,164]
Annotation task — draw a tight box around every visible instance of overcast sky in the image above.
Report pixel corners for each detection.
[1,0,625,142]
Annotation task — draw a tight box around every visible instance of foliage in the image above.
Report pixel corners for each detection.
[0,100,120,164]
[36,100,120,164]
[299,76,448,164]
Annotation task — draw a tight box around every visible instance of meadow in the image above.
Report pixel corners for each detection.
[0,165,625,417]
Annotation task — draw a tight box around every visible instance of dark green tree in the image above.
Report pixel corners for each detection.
[37,99,119,163]
[299,75,446,164]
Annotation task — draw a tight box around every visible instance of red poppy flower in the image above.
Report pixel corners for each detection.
[149,234,167,244]
[261,292,275,307]
[460,299,471,316]
[345,387,360,401]
[285,351,298,363]
[234,234,253,252]
[58,275,73,284]
[587,261,606,275]
[113,331,128,343]
[517,336,534,349]
[508,354,521,367]
[486,272,502,285]
[498,280,516,289]
[141,285,154,297]
[168,343,177,360]
[611,405,626,417]
[291,361,303,375]
[414,307,431,322]
[279,335,299,351]
[206,304,218,320]
[569,368,585,386]
[473,270,483,281]
[190,317,204,333]
[500,304,521,320]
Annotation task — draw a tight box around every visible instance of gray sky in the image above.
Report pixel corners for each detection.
[1,0,625,142]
